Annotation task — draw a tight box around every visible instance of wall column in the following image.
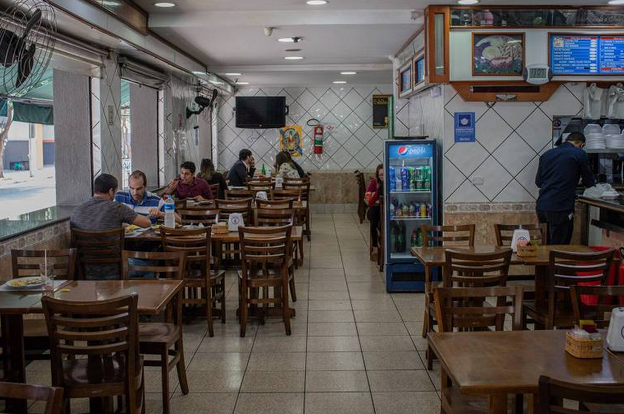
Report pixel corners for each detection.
[53,69,92,206]
[130,84,158,187]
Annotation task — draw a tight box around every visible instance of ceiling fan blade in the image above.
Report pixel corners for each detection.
[21,9,42,42]
[16,44,35,88]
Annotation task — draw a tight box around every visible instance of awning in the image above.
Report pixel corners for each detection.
[0,100,54,125]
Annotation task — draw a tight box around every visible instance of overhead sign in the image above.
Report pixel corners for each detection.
[550,34,624,75]
[454,112,475,143]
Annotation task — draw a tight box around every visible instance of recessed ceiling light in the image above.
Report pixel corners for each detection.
[340,71,357,75]
[236,82,249,85]
[306,0,328,5]
[333,80,347,84]
[608,0,624,4]
[225,72,242,76]
[457,0,479,4]
[285,56,304,60]
[154,2,176,7]
[278,37,303,43]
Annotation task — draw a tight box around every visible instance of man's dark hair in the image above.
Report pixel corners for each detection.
[239,149,252,161]
[94,173,118,194]
[566,132,586,144]
[180,161,196,174]
[128,170,147,186]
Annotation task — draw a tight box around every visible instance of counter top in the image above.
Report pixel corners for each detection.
[0,205,75,241]
[577,195,624,214]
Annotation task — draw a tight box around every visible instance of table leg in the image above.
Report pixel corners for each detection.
[534,265,547,329]
[422,264,432,338]
[1,314,27,413]
[489,394,507,414]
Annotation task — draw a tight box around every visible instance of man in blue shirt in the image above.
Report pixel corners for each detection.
[535,132,595,244]
[115,170,164,219]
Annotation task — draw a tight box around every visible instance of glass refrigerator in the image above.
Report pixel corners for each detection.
[384,139,439,292]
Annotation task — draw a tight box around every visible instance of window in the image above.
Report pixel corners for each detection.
[121,79,132,189]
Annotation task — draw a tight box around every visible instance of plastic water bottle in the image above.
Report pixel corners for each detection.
[163,195,175,228]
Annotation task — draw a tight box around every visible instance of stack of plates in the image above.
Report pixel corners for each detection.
[606,134,624,149]
[584,124,603,135]
[586,132,606,150]
[603,124,622,135]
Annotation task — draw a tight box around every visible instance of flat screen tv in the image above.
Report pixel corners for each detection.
[235,96,287,129]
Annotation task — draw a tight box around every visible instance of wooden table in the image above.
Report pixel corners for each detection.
[0,280,183,413]
[429,329,624,414]
[186,199,308,212]
[126,224,303,243]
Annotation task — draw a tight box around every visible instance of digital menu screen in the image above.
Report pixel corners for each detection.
[550,34,624,75]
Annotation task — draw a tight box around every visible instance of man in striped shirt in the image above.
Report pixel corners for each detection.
[115,170,165,218]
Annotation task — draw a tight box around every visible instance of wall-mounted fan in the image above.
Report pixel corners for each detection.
[186,88,218,120]
[0,0,56,98]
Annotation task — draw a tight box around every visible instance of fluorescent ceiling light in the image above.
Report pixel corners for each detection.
[457,0,479,4]
[225,72,242,76]
[278,37,302,43]
[154,2,176,7]
[340,71,357,75]
[192,71,205,75]
[333,80,347,84]
[307,0,328,5]
[236,82,250,85]
[209,80,223,85]
[608,0,624,4]
[285,56,304,60]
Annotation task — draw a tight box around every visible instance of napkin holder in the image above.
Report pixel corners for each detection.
[510,229,531,253]
[213,222,229,234]
[256,191,268,201]
[606,308,624,352]
[275,177,283,189]
[228,213,244,232]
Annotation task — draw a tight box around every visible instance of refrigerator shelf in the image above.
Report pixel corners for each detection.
[390,216,432,221]
[390,190,432,194]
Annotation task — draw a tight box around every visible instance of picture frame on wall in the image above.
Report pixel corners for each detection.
[398,60,413,98]
[472,32,525,76]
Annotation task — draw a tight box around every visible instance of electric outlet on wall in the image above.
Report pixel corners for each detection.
[471,176,484,185]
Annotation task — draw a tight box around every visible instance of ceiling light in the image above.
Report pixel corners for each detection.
[154,2,176,7]
[278,37,303,43]
[285,56,304,60]
[192,71,205,75]
[608,0,624,4]
[225,72,242,76]
[333,80,347,84]
[285,48,302,52]
[209,80,223,85]
[340,71,357,75]
[457,0,479,4]
[236,82,250,85]
[306,0,328,5]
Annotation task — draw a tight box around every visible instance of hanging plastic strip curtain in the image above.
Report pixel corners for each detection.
[0,100,53,125]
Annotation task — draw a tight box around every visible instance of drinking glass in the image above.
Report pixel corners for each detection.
[39,263,55,288]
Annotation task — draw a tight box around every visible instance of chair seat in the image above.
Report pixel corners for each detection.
[62,354,143,389]
[139,322,180,345]
[442,386,519,414]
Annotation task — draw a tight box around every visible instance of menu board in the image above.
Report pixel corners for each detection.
[550,34,624,75]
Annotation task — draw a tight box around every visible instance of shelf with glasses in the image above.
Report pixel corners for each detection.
[390,190,432,194]
[585,149,624,154]
[391,217,432,221]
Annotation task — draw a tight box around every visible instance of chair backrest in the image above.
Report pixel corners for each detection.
[0,382,63,414]
[215,199,252,224]
[174,199,187,209]
[238,225,293,276]
[570,285,624,329]
[270,189,302,202]
[254,208,295,227]
[178,208,220,226]
[209,183,220,198]
[538,376,624,414]
[284,176,310,183]
[421,224,475,247]
[248,182,275,192]
[257,199,294,209]
[71,228,125,279]
[283,182,310,201]
[434,285,524,332]
[121,250,186,280]
[42,294,139,390]
[494,223,547,247]
[443,248,512,287]
[225,189,254,200]
[160,227,212,274]
[11,249,77,280]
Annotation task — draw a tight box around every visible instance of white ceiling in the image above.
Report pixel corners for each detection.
[134,0,609,87]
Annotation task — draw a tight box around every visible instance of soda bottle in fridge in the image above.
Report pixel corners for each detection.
[389,167,396,191]
[410,229,418,247]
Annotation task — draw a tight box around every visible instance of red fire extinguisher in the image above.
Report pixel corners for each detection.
[313,125,324,154]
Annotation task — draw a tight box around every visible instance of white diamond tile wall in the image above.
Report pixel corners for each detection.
[216,86,392,172]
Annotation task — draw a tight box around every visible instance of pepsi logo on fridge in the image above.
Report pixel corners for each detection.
[391,144,431,158]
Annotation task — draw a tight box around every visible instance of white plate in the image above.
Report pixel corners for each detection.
[5,277,46,289]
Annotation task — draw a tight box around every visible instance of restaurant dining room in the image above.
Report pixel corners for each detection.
[2,0,624,413]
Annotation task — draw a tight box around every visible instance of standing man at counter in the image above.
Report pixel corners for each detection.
[535,132,595,244]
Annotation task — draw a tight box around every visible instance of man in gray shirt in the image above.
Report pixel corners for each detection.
[71,174,150,279]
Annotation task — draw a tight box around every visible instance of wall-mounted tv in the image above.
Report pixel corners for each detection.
[550,33,624,75]
[235,96,287,129]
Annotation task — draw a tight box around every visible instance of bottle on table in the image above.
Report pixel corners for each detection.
[163,195,176,228]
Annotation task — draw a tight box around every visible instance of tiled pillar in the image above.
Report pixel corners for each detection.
[130,84,158,187]
[53,69,92,206]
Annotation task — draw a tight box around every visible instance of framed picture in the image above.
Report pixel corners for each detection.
[472,32,525,76]
[398,60,413,97]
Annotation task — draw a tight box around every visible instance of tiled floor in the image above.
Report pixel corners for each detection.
[26,213,441,414]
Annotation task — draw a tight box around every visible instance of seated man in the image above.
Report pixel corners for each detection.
[227,149,256,187]
[71,173,151,279]
[164,161,214,201]
[115,170,165,218]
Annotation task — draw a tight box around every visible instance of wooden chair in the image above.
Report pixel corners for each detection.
[160,227,226,337]
[254,208,298,301]
[270,188,302,201]
[538,375,624,414]
[433,286,525,414]
[209,183,220,199]
[225,189,254,200]
[71,227,124,280]
[570,285,624,329]
[174,198,188,210]
[523,249,614,330]
[121,250,189,414]
[355,170,367,224]
[215,199,253,265]
[248,181,275,192]
[178,208,220,226]
[284,176,310,183]
[283,182,311,241]
[42,294,144,414]
[238,225,293,337]
[257,199,294,209]
[0,382,63,414]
